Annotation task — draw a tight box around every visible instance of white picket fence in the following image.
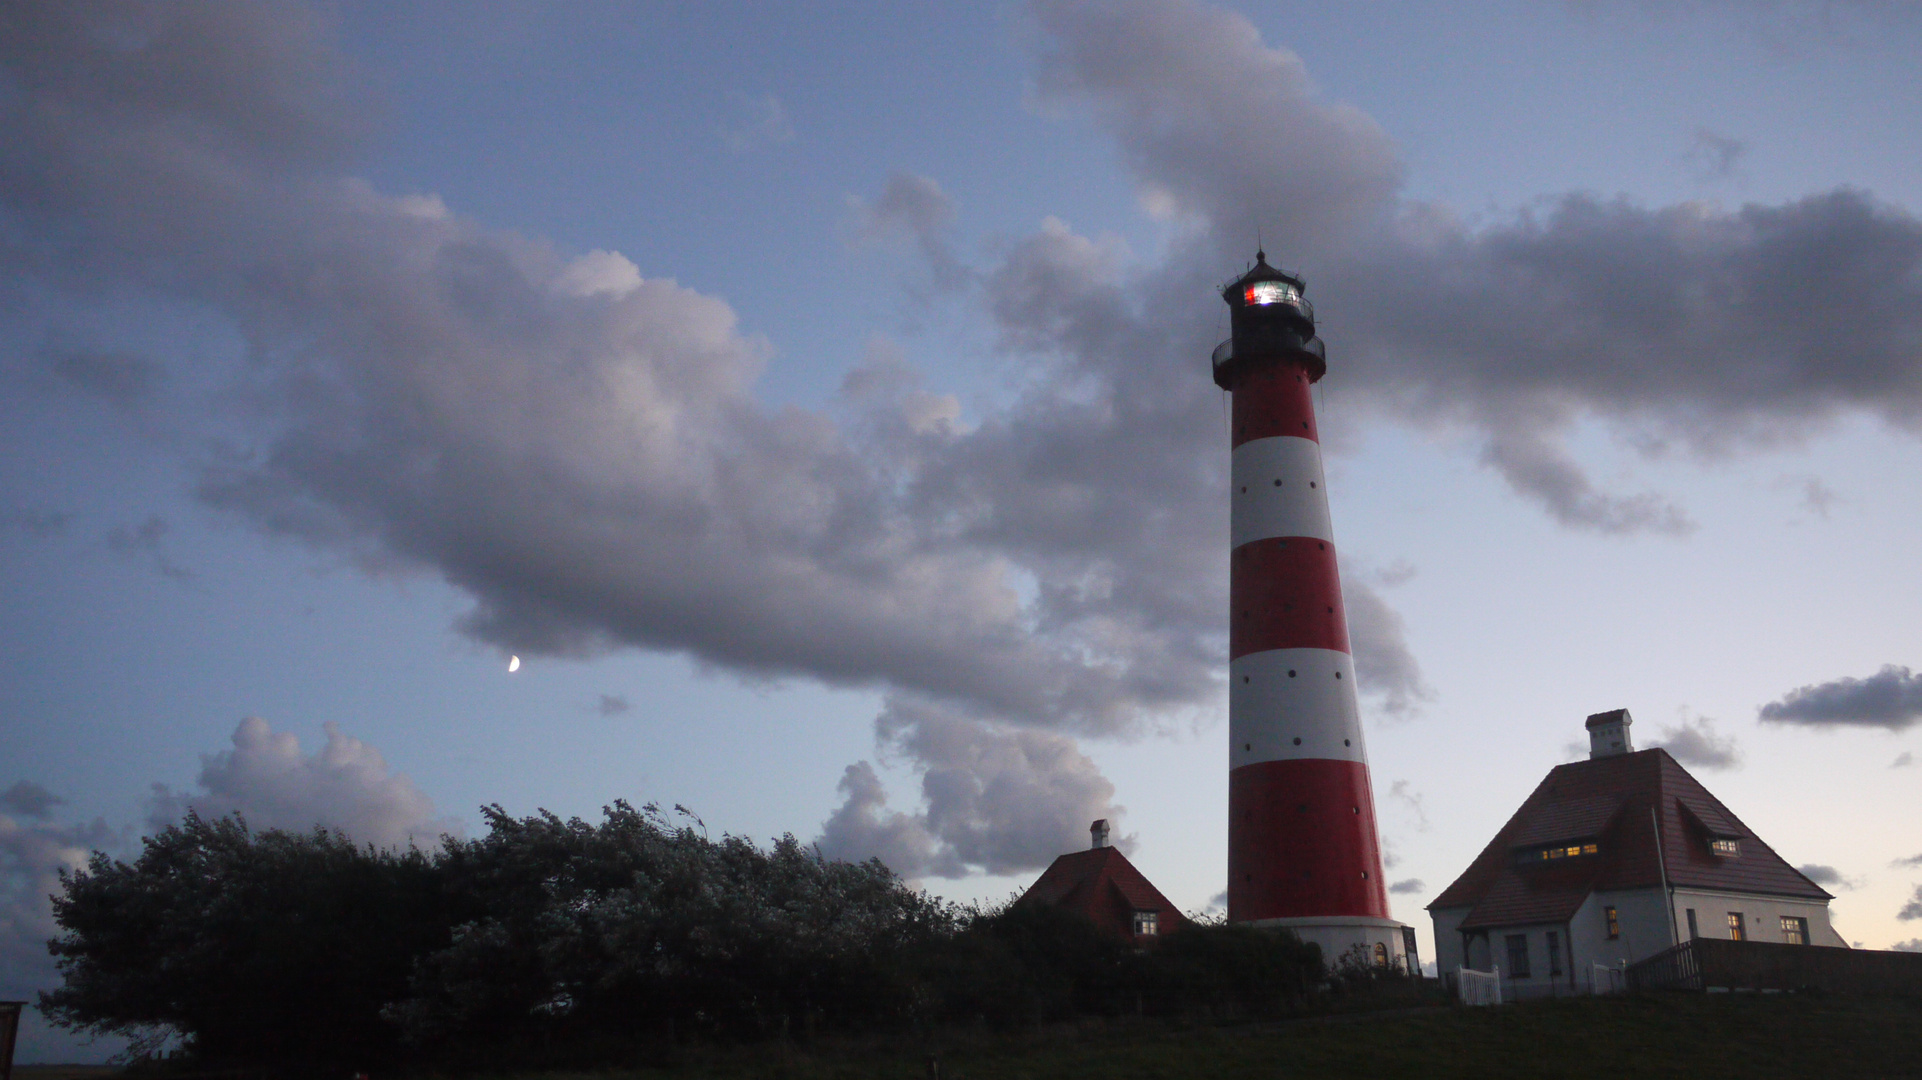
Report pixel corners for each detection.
[1457,965,1502,1006]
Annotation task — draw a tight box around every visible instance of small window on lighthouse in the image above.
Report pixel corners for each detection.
[1245,280,1300,306]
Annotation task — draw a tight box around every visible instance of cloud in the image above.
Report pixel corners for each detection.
[147,717,462,849]
[850,172,955,243]
[815,698,1125,878]
[595,694,631,717]
[1028,0,1401,254]
[1895,752,1914,768]
[1901,885,1922,922]
[1759,665,1922,731]
[46,348,167,410]
[1027,3,1922,537]
[1775,474,1839,518]
[1796,863,1858,890]
[1387,780,1428,831]
[1892,853,1922,869]
[1388,878,1424,895]
[1647,715,1742,769]
[105,514,195,581]
[847,173,968,288]
[0,781,65,820]
[18,0,1922,885]
[0,510,72,538]
[1893,938,1922,953]
[4,2,1255,743]
[1684,127,1747,182]
[717,91,795,153]
[1347,580,1431,717]
[1,797,125,1001]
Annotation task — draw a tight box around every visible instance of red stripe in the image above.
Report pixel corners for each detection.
[1230,537,1350,659]
[1230,361,1318,448]
[1228,758,1390,922]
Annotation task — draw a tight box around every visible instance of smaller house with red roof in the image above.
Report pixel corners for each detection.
[1429,709,1844,997]
[1018,820,1187,944]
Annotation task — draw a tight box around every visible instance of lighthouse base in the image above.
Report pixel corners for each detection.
[1239,915,1415,975]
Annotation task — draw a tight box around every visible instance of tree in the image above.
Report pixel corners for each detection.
[40,813,453,1066]
[386,801,955,1049]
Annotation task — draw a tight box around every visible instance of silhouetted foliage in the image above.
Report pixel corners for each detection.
[388,801,953,1051]
[1138,921,1323,1017]
[39,812,453,1066]
[42,802,1338,1072]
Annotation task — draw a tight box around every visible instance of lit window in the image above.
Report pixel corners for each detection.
[1605,906,1620,940]
[1133,911,1159,937]
[1727,912,1745,941]
[1244,280,1301,307]
[1547,930,1563,977]
[1374,942,1389,967]
[1533,842,1599,861]
[1710,838,1741,857]
[1781,916,1808,945]
[1505,934,1531,978]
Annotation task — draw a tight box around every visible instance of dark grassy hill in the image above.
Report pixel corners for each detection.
[473,992,1922,1080]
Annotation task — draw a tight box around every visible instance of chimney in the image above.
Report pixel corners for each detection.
[1090,819,1110,849]
[1586,709,1634,759]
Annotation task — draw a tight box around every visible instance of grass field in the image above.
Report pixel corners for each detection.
[486,993,1922,1080]
[18,992,1922,1079]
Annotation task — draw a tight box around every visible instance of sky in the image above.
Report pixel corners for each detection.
[5,0,1922,1061]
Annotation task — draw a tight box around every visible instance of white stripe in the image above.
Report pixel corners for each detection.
[1230,647,1367,766]
[1231,436,1334,547]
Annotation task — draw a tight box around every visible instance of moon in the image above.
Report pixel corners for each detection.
[507,655,521,673]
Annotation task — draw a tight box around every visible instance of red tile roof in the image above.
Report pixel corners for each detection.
[1429,748,1829,931]
[1018,846,1187,941]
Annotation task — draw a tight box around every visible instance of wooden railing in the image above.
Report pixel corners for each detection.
[1625,940,1701,992]
[1628,938,1922,994]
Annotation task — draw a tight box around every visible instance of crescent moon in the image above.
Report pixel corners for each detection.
[507,655,521,673]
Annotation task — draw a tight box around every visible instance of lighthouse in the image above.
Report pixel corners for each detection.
[1215,253,1410,970]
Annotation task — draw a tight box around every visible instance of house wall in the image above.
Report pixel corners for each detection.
[1429,905,1471,975]
[1469,921,1582,999]
[1456,887,1849,998]
[1668,888,1846,948]
[1566,887,1675,988]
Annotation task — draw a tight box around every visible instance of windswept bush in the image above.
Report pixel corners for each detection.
[40,813,453,1066]
[1139,922,1322,1017]
[388,801,955,1048]
[42,802,1337,1071]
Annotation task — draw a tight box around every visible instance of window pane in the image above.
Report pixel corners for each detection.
[1506,934,1531,978]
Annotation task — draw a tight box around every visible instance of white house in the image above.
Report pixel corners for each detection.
[1428,709,1845,997]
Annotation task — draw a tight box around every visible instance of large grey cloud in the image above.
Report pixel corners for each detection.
[1758,666,1922,731]
[147,717,462,849]
[0,782,65,820]
[1795,863,1858,891]
[1030,0,1922,532]
[815,698,1126,879]
[1,0,1267,752]
[0,795,124,1008]
[13,0,1921,877]
[1647,715,1743,770]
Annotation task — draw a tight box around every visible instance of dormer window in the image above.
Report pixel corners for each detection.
[1710,838,1741,857]
[1516,841,1599,865]
[1133,911,1159,937]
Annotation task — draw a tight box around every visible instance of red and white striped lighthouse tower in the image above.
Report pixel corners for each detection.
[1214,253,1409,968]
